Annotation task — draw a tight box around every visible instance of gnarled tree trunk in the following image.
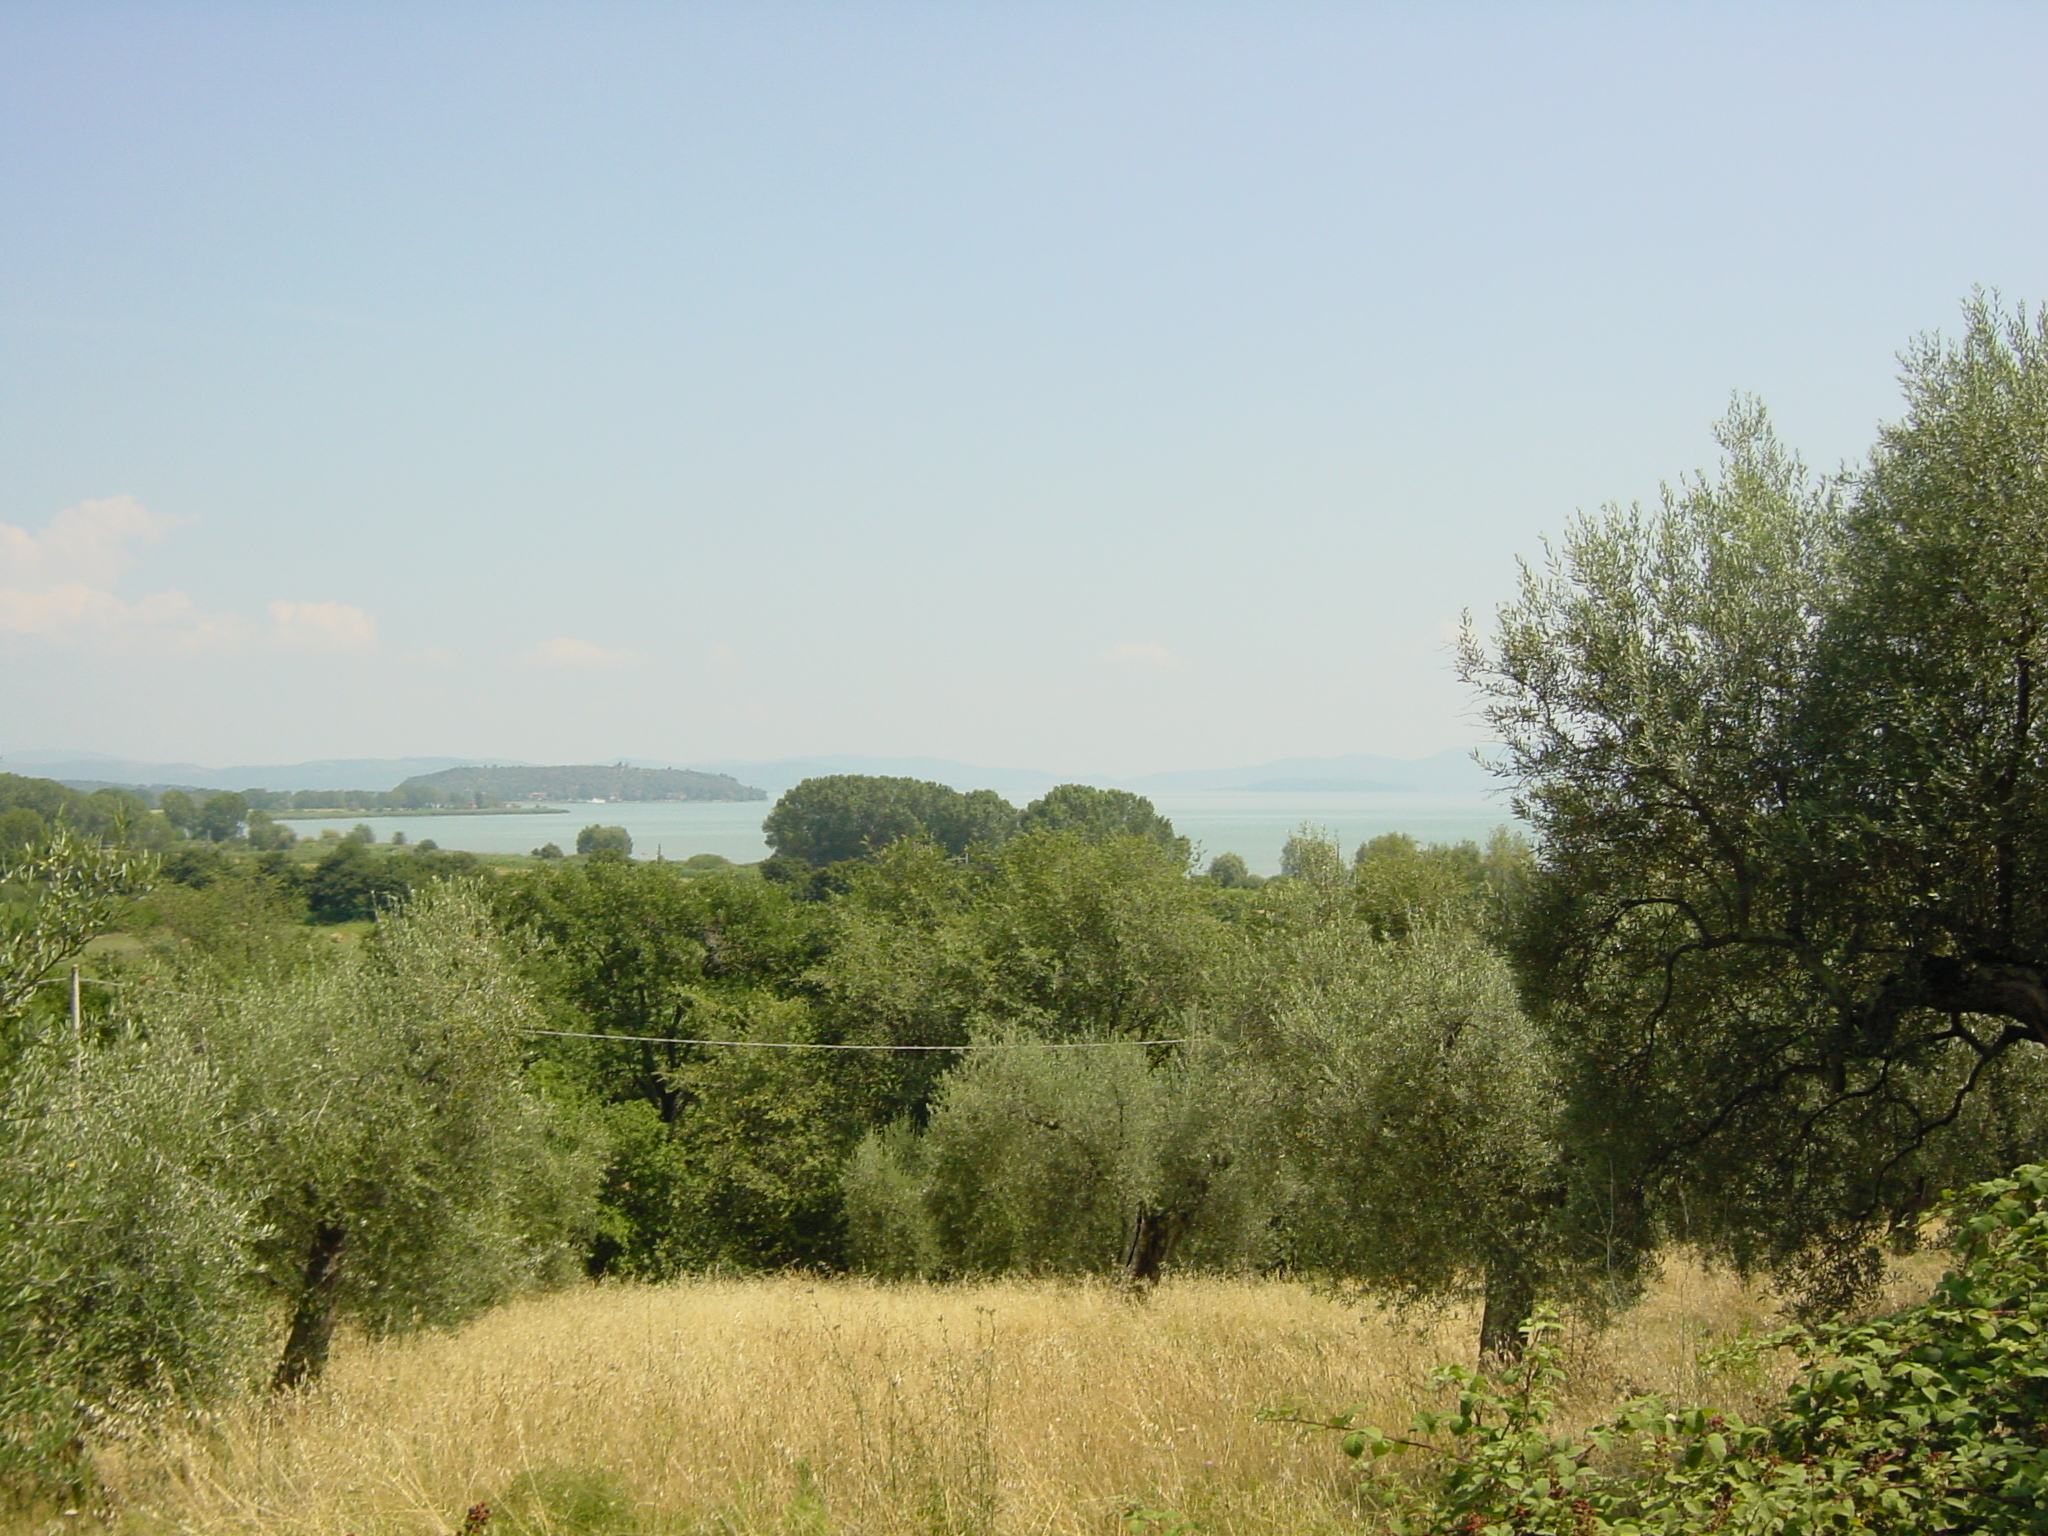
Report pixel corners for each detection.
[272,1223,347,1391]
[1120,1172,1218,1291]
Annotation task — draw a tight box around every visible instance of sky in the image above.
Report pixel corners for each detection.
[3,2,2044,777]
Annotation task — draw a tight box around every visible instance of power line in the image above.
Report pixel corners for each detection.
[516,1027,1192,1051]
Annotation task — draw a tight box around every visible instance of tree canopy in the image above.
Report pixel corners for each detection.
[761,775,1018,867]
[1019,784,1189,861]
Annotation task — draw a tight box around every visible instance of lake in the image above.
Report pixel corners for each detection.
[278,789,1518,875]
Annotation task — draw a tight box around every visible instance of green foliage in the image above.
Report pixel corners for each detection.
[1286,1164,2048,1534]
[1250,924,1560,1315]
[965,831,1223,1040]
[0,774,160,850]
[836,829,1561,1301]
[299,839,482,922]
[0,833,256,1496]
[762,775,1018,867]
[1351,827,1536,943]
[576,823,633,857]
[134,864,314,974]
[495,858,829,1272]
[0,1032,264,1497]
[1278,824,1348,886]
[1020,784,1188,861]
[844,1038,1261,1278]
[302,839,411,920]
[816,830,1224,1102]
[0,807,44,853]
[195,791,248,842]
[0,829,149,1033]
[156,788,197,834]
[244,808,297,850]
[655,996,866,1269]
[1204,851,1261,888]
[399,763,761,804]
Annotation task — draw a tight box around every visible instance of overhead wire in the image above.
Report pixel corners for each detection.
[516,1027,1191,1051]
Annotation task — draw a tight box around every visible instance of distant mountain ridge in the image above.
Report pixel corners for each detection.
[400,763,765,803]
[7,748,1495,802]
[683,755,1066,799]
[689,749,1496,799]
[1120,749,1496,795]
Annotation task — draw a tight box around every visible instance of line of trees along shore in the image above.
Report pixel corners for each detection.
[7,296,2048,1515]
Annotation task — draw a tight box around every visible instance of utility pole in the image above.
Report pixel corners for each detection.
[70,964,84,1098]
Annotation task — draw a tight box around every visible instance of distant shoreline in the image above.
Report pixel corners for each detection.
[275,799,762,821]
[276,806,570,820]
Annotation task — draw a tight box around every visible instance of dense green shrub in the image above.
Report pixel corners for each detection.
[0,1035,263,1497]
[1293,1163,2048,1534]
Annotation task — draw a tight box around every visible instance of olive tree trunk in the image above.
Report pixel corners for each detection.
[1477,1255,1539,1364]
[272,1223,347,1391]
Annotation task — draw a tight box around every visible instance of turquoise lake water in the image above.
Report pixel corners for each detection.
[280,790,1518,874]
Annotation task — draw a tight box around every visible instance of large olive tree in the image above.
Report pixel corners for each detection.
[1461,297,2048,1305]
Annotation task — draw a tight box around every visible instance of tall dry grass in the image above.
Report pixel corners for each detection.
[84,1260,1933,1536]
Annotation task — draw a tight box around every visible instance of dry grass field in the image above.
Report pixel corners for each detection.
[81,1260,1938,1536]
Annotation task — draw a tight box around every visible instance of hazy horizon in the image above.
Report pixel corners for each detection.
[0,743,1495,798]
[5,4,2043,772]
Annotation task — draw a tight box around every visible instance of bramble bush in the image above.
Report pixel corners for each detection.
[1278,1163,2048,1533]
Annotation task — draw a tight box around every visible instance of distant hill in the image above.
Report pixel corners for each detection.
[1120,749,1496,795]
[2,753,499,792]
[683,750,1497,800]
[399,764,765,803]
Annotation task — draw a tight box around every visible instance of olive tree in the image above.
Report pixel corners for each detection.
[0,832,256,1495]
[0,830,144,1034]
[156,884,601,1387]
[0,1035,259,1492]
[1459,297,2048,1305]
[843,1036,1264,1282]
[1246,920,1563,1356]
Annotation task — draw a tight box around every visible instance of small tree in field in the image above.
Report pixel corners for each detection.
[156,885,600,1387]
[843,1036,1263,1281]
[1251,920,1562,1356]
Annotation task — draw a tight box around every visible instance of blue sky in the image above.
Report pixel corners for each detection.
[3,2,2043,775]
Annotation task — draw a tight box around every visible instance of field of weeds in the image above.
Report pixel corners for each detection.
[84,1261,1934,1536]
